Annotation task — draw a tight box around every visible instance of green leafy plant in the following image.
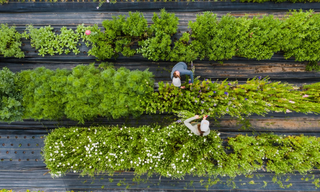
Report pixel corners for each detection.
[44,124,320,189]
[138,9,179,61]
[16,64,154,123]
[78,12,148,60]
[22,25,81,56]
[0,67,24,122]
[0,24,24,58]
[143,77,320,120]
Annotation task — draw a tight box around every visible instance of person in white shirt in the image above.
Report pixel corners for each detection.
[184,115,210,136]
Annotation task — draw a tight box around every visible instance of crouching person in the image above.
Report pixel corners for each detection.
[171,62,194,89]
[184,115,210,136]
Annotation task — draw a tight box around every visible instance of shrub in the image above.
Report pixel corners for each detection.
[0,67,24,122]
[143,77,320,119]
[22,25,81,56]
[16,64,154,123]
[138,9,179,61]
[44,124,320,180]
[78,12,148,60]
[0,24,24,58]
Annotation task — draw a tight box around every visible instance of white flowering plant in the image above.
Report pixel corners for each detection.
[44,124,320,182]
[43,124,223,178]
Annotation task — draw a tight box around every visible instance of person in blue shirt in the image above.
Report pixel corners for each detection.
[171,62,194,88]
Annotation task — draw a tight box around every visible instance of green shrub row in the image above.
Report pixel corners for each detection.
[2,10,320,70]
[44,124,320,181]
[143,77,320,120]
[1,65,320,123]
[6,64,154,123]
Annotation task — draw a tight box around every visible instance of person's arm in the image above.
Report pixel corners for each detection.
[184,116,198,134]
[180,70,194,83]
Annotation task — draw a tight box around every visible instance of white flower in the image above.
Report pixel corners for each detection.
[71,166,73,168]
[89,166,92,168]
[217,133,220,136]
[130,161,133,164]
[74,171,76,173]
[57,165,59,167]
[80,159,82,161]
[75,164,77,166]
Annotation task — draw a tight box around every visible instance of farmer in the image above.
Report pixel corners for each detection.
[184,115,210,136]
[171,62,194,88]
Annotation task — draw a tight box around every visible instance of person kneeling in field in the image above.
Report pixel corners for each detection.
[184,115,210,136]
[171,62,194,89]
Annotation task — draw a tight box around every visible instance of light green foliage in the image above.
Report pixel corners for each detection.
[0,24,24,58]
[138,9,179,61]
[44,125,320,182]
[143,77,320,119]
[228,134,320,175]
[80,12,148,60]
[281,10,320,62]
[17,64,154,123]
[0,67,24,122]
[44,124,223,178]
[17,67,71,120]
[22,25,81,56]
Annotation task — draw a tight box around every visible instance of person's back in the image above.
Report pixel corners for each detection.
[184,115,210,136]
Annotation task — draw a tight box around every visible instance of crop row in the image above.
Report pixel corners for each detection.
[44,124,320,189]
[1,10,320,70]
[1,64,320,123]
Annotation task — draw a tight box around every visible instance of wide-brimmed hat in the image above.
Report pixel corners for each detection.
[172,77,181,87]
[200,120,210,133]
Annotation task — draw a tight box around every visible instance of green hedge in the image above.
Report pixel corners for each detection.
[1,66,320,122]
[3,10,320,70]
[0,67,24,122]
[16,64,154,123]
[44,124,320,180]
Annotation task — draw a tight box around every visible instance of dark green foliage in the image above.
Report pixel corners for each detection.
[138,9,179,61]
[0,67,24,122]
[22,25,81,56]
[0,24,24,58]
[17,64,154,123]
[79,12,148,60]
[169,32,200,63]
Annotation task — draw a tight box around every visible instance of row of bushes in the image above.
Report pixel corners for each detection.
[1,65,320,123]
[44,124,320,182]
[1,10,320,70]
[0,64,154,123]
